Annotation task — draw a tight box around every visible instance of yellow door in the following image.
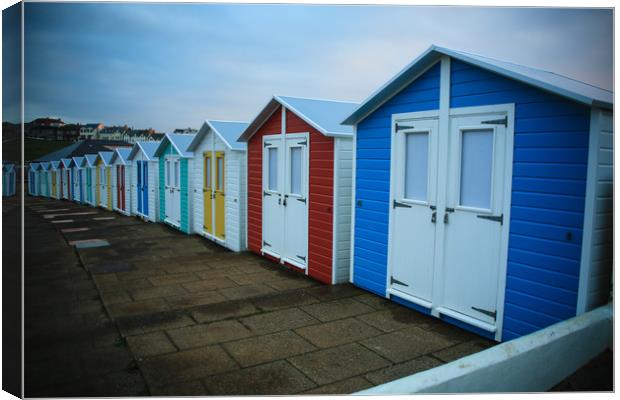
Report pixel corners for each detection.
[51,173,57,197]
[95,164,101,205]
[214,151,226,239]
[106,167,112,210]
[203,152,213,234]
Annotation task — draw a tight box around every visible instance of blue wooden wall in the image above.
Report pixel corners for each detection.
[353,62,441,296]
[352,58,590,341]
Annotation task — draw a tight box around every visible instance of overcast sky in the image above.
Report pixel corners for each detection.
[15,3,614,131]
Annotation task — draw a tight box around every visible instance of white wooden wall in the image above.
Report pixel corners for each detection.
[333,137,353,283]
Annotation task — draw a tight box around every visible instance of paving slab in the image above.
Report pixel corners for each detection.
[289,343,391,385]
[139,345,237,388]
[130,284,188,301]
[240,308,319,335]
[251,290,319,311]
[203,360,316,395]
[219,283,277,301]
[357,307,437,332]
[295,317,382,348]
[148,272,199,287]
[365,356,444,385]
[167,320,254,349]
[190,300,260,323]
[303,284,366,302]
[432,340,493,363]
[126,331,178,359]
[149,380,208,396]
[182,277,238,292]
[301,297,375,322]
[165,290,227,308]
[360,326,458,363]
[108,298,171,318]
[116,310,195,337]
[303,376,374,394]
[223,330,317,367]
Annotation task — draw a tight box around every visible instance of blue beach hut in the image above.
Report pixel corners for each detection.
[342,45,613,342]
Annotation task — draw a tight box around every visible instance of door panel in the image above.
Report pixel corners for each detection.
[214,152,225,239]
[95,167,100,205]
[203,152,213,234]
[389,118,439,303]
[441,115,507,326]
[143,162,149,216]
[262,136,284,257]
[282,136,308,268]
[52,173,57,197]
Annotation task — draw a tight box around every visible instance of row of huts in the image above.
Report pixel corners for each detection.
[27,46,613,343]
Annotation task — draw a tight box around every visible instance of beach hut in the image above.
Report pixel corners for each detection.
[110,148,132,216]
[2,163,16,197]
[28,163,40,196]
[341,45,613,342]
[238,96,359,284]
[83,154,98,206]
[127,141,160,222]
[40,162,51,197]
[186,120,249,251]
[49,161,61,199]
[153,133,197,233]
[95,151,114,210]
[70,156,85,203]
[60,158,72,200]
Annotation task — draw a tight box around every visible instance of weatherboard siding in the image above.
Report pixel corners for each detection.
[353,62,441,296]
[450,59,590,341]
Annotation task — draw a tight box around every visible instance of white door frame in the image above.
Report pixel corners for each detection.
[386,103,514,341]
[261,133,284,260]
[165,155,181,227]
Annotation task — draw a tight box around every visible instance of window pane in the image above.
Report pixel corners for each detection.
[205,157,211,188]
[404,132,429,201]
[290,147,302,195]
[268,147,278,191]
[217,157,224,191]
[460,129,493,209]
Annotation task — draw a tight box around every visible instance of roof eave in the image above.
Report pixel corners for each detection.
[238,97,281,143]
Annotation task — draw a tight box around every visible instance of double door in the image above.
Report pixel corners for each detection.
[165,157,181,226]
[117,165,126,211]
[262,134,308,269]
[136,161,149,216]
[202,151,226,240]
[388,110,512,334]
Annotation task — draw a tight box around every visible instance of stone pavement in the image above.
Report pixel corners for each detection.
[24,196,494,396]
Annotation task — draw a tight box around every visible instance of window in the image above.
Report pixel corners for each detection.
[404,132,429,201]
[166,160,171,186]
[459,129,494,209]
[174,160,180,188]
[290,147,302,195]
[217,157,224,191]
[204,156,211,188]
[268,147,278,191]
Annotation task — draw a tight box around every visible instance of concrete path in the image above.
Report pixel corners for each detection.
[24,196,494,396]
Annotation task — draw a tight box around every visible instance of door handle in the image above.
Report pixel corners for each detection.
[278,198,282,205]
[431,211,436,223]
[444,207,455,224]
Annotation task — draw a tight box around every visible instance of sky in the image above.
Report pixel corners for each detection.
[10,3,615,131]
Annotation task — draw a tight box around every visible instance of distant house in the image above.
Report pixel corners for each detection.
[57,124,81,142]
[122,128,164,144]
[33,139,132,162]
[173,127,197,134]
[27,117,66,140]
[79,123,104,140]
[99,125,129,141]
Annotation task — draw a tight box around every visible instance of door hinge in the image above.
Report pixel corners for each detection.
[296,255,306,261]
[296,197,306,203]
[393,200,412,209]
[471,306,497,320]
[298,140,307,146]
[263,240,271,247]
[264,142,272,147]
[390,276,409,287]
[395,123,414,132]
[263,191,272,196]
[481,116,508,127]
[477,213,503,225]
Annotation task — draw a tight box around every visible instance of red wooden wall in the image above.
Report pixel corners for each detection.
[246,106,335,284]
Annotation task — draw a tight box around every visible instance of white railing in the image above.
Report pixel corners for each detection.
[357,304,613,394]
